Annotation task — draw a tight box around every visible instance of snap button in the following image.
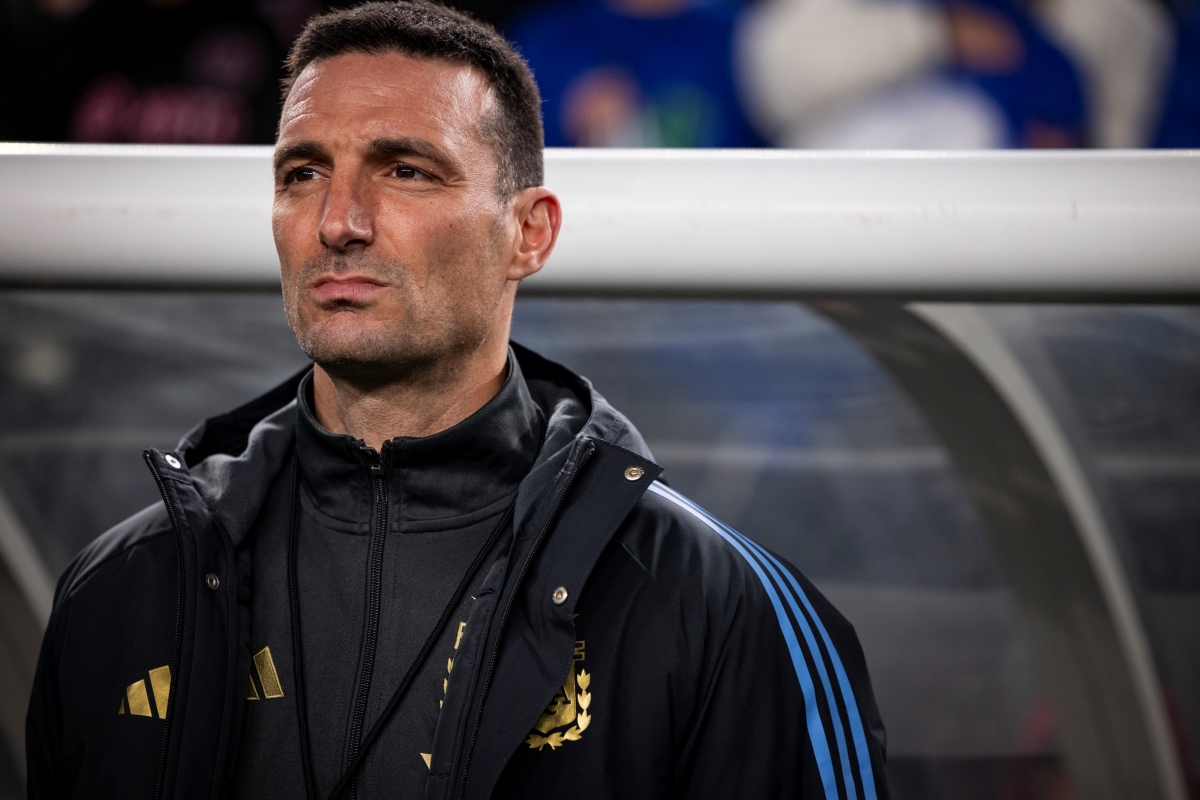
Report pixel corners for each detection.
[551,586,568,605]
[624,466,644,481]
[164,454,182,469]
[205,573,220,590]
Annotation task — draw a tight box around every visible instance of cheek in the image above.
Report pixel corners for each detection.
[382,201,500,277]
[273,204,316,323]
[273,185,329,247]
[438,221,506,296]
[273,202,306,269]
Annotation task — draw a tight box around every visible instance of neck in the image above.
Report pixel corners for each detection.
[311,338,509,451]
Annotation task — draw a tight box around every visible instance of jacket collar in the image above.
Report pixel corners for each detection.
[177,342,655,548]
[507,341,655,533]
[293,357,543,531]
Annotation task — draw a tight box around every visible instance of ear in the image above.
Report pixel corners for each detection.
[506,187,562,282]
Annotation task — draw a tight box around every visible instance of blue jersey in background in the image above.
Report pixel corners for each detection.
[509,0,764,148]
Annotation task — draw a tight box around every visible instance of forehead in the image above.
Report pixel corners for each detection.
[279,51,494,150]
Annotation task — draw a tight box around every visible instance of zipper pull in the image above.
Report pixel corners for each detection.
[363,445,385,479]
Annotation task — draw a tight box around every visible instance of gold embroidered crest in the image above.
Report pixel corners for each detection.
[526,640,591,750]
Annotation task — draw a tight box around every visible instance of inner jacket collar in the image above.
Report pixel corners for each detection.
[294,351,545,532]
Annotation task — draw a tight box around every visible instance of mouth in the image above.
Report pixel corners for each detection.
[309,274,388,305]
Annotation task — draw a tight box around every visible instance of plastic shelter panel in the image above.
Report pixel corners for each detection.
[981,305,1200,797]
[0,292,309,577]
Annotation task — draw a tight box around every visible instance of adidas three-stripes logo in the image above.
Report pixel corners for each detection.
[117,645,284,721]
[117,666,170,720]
[247,646,284,700]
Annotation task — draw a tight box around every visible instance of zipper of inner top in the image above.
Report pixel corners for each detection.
[454,439,595,800]
[346,447,390,799]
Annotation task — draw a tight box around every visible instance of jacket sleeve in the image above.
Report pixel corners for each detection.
[675,545,890,800]
[24,502,179,800]
[26,591,70,800]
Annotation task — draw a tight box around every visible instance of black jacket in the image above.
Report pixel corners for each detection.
[27,343,889,800]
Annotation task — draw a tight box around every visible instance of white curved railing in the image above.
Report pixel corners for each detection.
[0,144,1197,295]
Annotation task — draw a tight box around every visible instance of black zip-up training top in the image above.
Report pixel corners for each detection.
[230,359,542,799]
[27,342,890,800]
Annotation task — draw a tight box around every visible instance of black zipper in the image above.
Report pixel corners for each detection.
[144,452,186,800]
[454,440,594,800]
[346,451,389,798]
[323,499,516,800]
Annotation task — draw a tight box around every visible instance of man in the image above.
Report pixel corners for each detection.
[740,0,1088,149]
[508,0,764,148]
[26,3,889,798]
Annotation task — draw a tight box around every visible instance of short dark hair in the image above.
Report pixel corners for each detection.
[283,1,544,198]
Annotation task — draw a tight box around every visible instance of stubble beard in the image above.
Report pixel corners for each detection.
[283,249,500,393]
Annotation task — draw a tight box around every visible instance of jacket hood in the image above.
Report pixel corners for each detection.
[178,342,654,547]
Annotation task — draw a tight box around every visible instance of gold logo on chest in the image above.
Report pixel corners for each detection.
[246,646,285,700]
[526,640,591,750]
[117,665,171,719]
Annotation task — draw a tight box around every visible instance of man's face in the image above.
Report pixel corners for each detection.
[274,51,514,384]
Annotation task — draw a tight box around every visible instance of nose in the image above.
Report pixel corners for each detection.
[318,171,374,252]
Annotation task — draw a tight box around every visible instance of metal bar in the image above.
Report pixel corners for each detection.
[0,144,1198,296]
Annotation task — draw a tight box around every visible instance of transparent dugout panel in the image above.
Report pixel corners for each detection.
[0,292,309,576]
[0,292,1075,799]
[980,306,1200,797]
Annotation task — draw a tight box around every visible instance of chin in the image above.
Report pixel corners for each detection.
[301,319,437,378]
[300,312,372,351]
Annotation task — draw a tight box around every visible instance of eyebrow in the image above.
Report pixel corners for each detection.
[273,141,329,173]
[272,137,462,178]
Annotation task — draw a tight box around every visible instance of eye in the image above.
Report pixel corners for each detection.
[392,163,425,181]
[287,166,318,184]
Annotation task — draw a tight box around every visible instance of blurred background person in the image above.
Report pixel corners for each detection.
[508,0,764,147]
[738,0,1172,148]
[1038,0,1172,147]
[1155,0,1200,146]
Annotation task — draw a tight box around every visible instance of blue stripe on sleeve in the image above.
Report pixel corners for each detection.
[649,482,880,800]
[753,543,879,800]
[651,483,859,800]
[647,483,841,800]
[727,532,860,799]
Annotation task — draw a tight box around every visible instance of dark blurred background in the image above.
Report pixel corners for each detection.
[0,0,1197,149]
